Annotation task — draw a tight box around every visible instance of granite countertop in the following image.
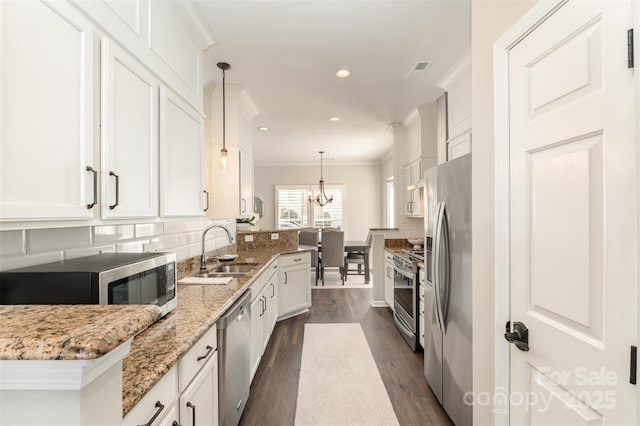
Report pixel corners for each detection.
[0,240,313,416]
[0,305,162,361]
[122,244,313,416]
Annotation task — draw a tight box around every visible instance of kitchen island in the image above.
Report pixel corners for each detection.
[0,230,314,425]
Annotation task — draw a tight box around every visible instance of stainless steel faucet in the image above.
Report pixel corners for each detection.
[200,224,234,270]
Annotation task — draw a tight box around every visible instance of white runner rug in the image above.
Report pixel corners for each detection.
[294,323,400,426]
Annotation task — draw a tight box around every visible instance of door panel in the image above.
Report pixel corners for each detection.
[509,1,636,424]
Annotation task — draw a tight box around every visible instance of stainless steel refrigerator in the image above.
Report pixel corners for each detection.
[423,153,472,426]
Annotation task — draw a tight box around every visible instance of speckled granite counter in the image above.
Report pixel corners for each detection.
[122,243,313,416]
[0,305,162,360]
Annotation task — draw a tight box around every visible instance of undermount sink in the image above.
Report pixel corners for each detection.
[212,263,257,273]
[195,263,258,278]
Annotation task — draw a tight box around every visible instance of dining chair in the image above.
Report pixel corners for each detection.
[344,251,365,280]
[320,228,344,285]
[299,228,320,284]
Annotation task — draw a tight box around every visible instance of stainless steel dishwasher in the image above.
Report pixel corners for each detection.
[217,289,251,426]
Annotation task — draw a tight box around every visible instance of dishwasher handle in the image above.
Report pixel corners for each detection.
[217,290,251,329]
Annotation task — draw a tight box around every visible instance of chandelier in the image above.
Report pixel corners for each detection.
[308,151,333,206]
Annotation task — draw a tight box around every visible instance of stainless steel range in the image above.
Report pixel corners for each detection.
[392,249,424,351]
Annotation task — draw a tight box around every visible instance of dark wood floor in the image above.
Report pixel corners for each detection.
[239,289,453,426]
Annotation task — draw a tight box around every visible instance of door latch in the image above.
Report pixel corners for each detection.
[505,321,529,352]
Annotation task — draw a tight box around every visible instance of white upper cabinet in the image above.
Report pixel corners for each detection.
[71,0,216,110]
[239,150,254,217]
[403,104,437,165]
[101,38,158,219]
[160,87,205,217]
[0,0,95,221]
[436,94,448,164]
[437,47,471,140]
[209,86,260,219]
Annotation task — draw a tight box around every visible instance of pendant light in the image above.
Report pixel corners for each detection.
[308,151,333,206]
[217,62,231,169]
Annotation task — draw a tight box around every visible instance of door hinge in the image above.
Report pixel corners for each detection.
[628,29,634,69]
[631,345,637,385]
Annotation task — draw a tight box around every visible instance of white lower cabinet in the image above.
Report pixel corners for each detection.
[123,325,218,426]
[122,366,179,426]
[250,261,279,382]
[384,251,394,309]
[279,252,311,319]
[179,353,218,426]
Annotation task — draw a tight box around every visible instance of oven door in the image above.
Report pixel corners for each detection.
[393,264,415,320]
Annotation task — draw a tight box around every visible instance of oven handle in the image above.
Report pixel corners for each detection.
[393,311,414,339]
[393,264,415,280]
[434,202,446,333]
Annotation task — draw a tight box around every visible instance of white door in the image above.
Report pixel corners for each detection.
[101,38,158,219]
[509,1,637,424]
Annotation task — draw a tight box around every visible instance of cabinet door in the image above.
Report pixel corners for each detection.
[160,86,205,217]
[402,165,412,216]
[179,353,218,426]
[447,131,472,161]
[250,295,263,382]
[384,260,394,308]
[436,94,448,164]
[101,38,158,219]
[260,290,270,354]
[239,150,254,216]
[280,262,311,317]
[266,275,279,331]
[0,0,95,220]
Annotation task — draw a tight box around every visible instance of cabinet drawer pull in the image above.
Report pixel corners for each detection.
[204,190,210,212]
[293,258,302,262]
[86,166,97,209]
[271,282,275,298]
[186,401,196,426]
[284,272,288,284]
[109,171,119,210]
[196,345,213,361]
[242,198,246,213]
[138,401,164,426]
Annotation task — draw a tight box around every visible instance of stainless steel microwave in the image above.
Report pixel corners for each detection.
[0,252,177,316]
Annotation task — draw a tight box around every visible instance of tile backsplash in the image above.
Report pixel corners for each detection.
[0,219,236,271]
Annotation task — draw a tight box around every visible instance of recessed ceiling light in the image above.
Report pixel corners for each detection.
[336,68,351,78]
[258,126,269,131]
[329,116,341,122]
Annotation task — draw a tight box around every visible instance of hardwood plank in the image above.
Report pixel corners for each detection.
[239,289,453,426]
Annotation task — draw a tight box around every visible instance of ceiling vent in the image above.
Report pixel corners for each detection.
[406,60,434,78]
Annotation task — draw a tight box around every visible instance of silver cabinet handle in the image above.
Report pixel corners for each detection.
[242,198,246,213]
[204,190,210,212]
[271,282,275,298]
[284,272,288,284]
[86,166,97,209]
[109,171,119,210]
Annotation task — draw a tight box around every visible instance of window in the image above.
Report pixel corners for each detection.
[275,185,345,231]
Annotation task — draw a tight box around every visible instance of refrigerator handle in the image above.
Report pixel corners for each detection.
[434,202,446,333]
[440,204,451,326]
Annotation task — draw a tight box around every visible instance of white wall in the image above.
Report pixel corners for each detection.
[471,1,537,424]
[254,164,382,241]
